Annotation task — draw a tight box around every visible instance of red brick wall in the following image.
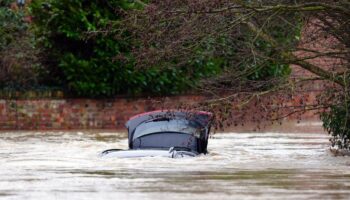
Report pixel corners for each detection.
[0,96,206,130]
[0,94,321,131]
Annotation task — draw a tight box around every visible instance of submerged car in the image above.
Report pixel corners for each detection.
[101,110,213,158]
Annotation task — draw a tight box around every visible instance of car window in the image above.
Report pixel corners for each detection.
[133,119,201,140]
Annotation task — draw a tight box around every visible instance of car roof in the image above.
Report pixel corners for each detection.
[126,110,213,134]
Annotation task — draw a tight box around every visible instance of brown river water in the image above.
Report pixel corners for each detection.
[0,131,350,200]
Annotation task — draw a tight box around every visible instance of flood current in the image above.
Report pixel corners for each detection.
[0,131,349,200]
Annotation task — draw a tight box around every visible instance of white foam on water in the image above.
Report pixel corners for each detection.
[0,131,349,200]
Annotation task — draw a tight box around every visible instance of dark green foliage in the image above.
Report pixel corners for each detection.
[0,0,43,90]
[29,0,220,97]
[247,12,302,81]
[0,0,27,50]
[321,99,350,150]
[30,0,135,96]
[247,39,292,81]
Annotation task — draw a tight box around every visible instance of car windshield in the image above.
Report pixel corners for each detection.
[133,119,202,140]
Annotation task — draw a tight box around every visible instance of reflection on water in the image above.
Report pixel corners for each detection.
[0,131,349,200]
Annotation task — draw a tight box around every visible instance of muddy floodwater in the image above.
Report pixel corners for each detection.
[0,131,350,200]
